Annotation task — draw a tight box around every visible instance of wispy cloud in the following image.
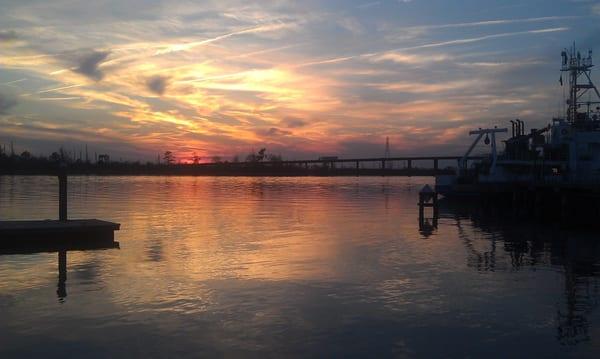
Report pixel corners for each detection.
[369,80,476,94]
[357,1,381,9]
[0,30,18,41]
[0,93,17,114]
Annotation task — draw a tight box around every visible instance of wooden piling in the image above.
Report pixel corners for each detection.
[59,170,67,221]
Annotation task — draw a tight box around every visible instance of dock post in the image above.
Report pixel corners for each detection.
[59,166,67,221]
[418,185,438,235]
[407,159,412,171]
[433,159,439,173]
[356,161,359,176]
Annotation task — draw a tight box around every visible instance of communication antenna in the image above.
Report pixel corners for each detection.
[561,44,600,123]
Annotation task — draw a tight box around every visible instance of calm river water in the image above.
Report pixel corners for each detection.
[1,176,600,358]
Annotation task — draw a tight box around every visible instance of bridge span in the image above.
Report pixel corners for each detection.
[197,155,484,175]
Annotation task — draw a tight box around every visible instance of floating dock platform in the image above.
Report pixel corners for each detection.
[0,219,120,253]
[0,171,121,254]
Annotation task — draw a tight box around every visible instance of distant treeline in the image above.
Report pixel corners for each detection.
[0,146,453,176]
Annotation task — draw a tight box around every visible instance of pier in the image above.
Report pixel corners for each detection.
[0,170,120,249]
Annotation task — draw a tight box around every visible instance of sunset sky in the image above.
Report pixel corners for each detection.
[1,0,599,162]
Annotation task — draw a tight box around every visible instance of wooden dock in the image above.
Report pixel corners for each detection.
[0,171,121,253]
[0,219,120,250]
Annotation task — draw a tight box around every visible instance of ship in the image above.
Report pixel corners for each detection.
[436,44,600,197]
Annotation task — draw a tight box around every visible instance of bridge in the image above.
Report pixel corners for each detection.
[1,155,486,176]
[194,155,485,176]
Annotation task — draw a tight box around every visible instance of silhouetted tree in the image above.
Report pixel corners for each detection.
[20,151,31,160]
[246,148,267,163]
[192,153,201,164]
[163,151,175,165]
[50,152,61,163]
[58,147,71,163]
[211,156,222,163]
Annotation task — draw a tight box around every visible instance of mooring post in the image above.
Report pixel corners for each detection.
[59,164,67,221]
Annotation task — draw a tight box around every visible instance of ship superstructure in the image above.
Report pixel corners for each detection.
[437,44,600,195]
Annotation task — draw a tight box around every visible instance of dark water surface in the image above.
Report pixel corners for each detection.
[1,176,600,358]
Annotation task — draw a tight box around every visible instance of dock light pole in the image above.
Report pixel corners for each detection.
[59,163,67,221]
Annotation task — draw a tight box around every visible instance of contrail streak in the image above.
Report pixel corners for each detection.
[154,22,292,56]
[1,78,27,85]
[297,27,569,68]
[36,84,83,94]
[38,97,82,101]
[402,16,577,31]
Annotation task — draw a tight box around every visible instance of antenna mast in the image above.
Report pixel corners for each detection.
[561,44,600,123]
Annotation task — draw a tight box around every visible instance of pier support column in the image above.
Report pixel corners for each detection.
[59,169,67,221]
[356,161,360,176]
[433,159,439,173]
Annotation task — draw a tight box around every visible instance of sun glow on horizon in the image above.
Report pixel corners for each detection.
[0,1,595,160]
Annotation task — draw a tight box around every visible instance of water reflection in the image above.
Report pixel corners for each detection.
[57,251,67,301]
[0,240,119,302]
[441,200,600,346]
[1,176,600,357]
